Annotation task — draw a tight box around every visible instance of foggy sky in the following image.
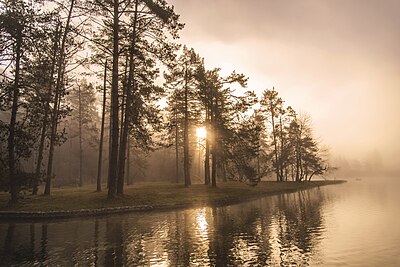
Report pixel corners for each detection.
[169,0,400,169]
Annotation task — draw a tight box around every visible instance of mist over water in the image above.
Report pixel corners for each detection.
[1,177,399,266]
[1,1,399,266]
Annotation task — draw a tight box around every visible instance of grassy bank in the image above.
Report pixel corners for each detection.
[0,180,345,215]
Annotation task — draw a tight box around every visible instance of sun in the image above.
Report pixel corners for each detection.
[196,127,206,139]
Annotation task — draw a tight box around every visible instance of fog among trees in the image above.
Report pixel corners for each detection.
[0,0,343,203]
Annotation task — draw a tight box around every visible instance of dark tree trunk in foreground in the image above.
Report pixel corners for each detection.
[108,0,120,198]
[44,0,75,195]
[8,29,22,204]
[119,54,128,149]
[107,100,112,189]
[117,0,138,195]
[33,24,60,195]
[96,60,107,192]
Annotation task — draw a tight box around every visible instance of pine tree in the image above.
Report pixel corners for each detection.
[260,88,284,182]
[165,47,202,187]
[29,21,62,195]
[96,60,107,192]
[44,0,77,195]
[289,114,328,181]
[68,79,99,187]
[195,67,254,187]
[89,0,183,197]
[0,0,55,202]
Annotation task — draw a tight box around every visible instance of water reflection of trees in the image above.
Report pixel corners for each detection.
[0,222,46,266]
[105,220,124,266]
[0,188,327,266]
[268,189,325,266]
[0,219,111,266]
[208,202,273,266]
[207,188,326,266]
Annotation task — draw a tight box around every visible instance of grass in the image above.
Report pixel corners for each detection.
[0,180,345,213]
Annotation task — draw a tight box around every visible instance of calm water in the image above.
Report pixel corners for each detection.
[1,178,399,266]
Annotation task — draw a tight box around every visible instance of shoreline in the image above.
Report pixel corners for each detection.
[0,180,346,221]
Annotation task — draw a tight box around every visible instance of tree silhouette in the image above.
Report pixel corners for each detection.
[165,46,202,187]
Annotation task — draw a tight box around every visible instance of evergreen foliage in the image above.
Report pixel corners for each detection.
[0,0,332,204]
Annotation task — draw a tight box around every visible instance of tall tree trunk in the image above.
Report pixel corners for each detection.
[107,101,112,189]
[211,133,217,187]
[295,138,300,181]
[108,0,120,199]
[119,98,125,150]
[97,60,107,192]
[221,160,227,182]
[270,103,280,182]
[119,53,128,148]
[299,151,304,181]
[117,0,138,195]
[8,30,22,204]
[175,99,180,183]
[33,24,60,195]
[78,83,83,187]
[295,157,300,181]
[44,0,75,195]
[126,136,130,185]
[204,108,210,185]
[183,62,191,187]
[211,95,217,188]
[257,145,260,177]
[279,116,285,181]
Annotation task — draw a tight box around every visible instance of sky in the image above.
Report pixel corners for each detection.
[169,0,400,170]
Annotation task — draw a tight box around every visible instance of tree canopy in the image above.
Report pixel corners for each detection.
[0,0,332,204]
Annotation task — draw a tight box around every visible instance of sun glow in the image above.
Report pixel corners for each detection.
[196,127,207,139]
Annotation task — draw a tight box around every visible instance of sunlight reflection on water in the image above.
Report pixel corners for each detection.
[1,178,400,266]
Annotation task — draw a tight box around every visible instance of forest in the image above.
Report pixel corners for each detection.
[0,0,331,204]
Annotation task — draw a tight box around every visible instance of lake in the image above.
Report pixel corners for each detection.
[1,178,399,266]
